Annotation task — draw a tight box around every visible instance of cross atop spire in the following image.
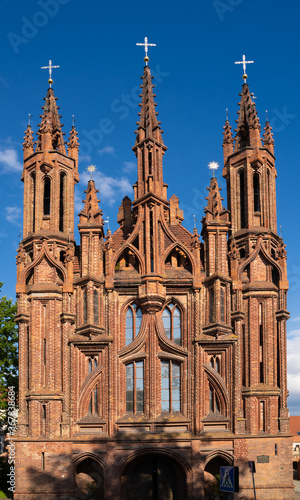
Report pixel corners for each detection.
[136,37,156,65]
[235,54,254,83]
[41,59,60,87]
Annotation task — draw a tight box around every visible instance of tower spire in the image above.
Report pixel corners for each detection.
[132,64,167,201]
[234,83,261,151]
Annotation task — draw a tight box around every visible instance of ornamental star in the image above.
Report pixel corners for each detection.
[87,164,96,179]
[208,161,219,177]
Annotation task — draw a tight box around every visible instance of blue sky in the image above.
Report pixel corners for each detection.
[0,0,300,414]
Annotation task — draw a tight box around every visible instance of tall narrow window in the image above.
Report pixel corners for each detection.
[31,173,36,232]
[88,384,99,415]
[126,361,144,413]
[209,384,220,413]
[209,288,214,323]
[83,289,87,324]
[259,303,264,383]
[148,151,152,175]
[259,401,265,432]
[149,210,154,272]
[161,361,181,412]
[125,304,142,345]
[239,170,245,228]
[162,304,182,345]
[220,286,225,323]
[93,289,99,324]
[43,177,51,216]
[253,173,260,212]
[59,172,66,231]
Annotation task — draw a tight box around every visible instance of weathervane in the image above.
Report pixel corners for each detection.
[41,59,60,88]
[136,37,156,65]
[28,114,33,126]
[235,54,254,83]
[72,115,75,127]
[87,164,96,180]
[193,215,198,229]
[208,161,219,177]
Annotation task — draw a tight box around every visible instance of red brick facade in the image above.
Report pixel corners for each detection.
[14,66,293,498]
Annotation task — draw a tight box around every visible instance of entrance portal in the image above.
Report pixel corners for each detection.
[75,458,104,500]
[122,453,186,500]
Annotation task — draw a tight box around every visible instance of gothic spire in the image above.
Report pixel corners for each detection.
[79,179,104,228]
[23,124,34,159]
[133,65,166,148]
[36,87,66,154]
[263,118,274,155]
[222,117,234,162]
[234,83,262,151]
[68,124,80,170]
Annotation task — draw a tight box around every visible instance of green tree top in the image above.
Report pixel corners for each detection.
[0,283,18,411]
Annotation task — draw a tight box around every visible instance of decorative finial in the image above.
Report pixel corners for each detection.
[235,54,254,83]
[104,216,110,230]
[266,110,268,121]
[208,161,219,178]
[41,59,60,88]
[18,230,22,243]
[87,164,96,180]
[193,215,198,229]
[136,37,156,65]
[280,225,283,238]
[226,108,229,121]
[28,114,33,126]
[72,114,75,127]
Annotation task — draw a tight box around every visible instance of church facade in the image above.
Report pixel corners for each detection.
[14,62,293,499]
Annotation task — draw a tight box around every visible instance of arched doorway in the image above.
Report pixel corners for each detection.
[122,453,187,500]
[204,453,233,500]
[75,457,104,500]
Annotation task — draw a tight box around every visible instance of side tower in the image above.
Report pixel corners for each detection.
[15,83,79,494]
[223,78,291,495]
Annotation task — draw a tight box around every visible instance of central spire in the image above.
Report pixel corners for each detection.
[132,65,167,201]
[36,87,66,154]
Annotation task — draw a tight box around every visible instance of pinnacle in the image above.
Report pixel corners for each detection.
[223,119,234,145]
[23,125,34,151]
[68,125,79,150]
[263,120,274,153]
[133,65,165,149]
[79,179,104,227]
[36,87,66,154]
[204,177,225,220]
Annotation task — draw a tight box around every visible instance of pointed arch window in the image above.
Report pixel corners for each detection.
[253,173,260,212]
[125,304,142,346]
[162,303,182,345]
[43,177,51,216]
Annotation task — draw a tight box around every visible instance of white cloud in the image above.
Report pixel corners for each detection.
[123,161,136,173]
[81,170,132,206]
[287,329,300,394]
[78,154,91,164]
[5,206,22,226]
[97,146,115,156]
[0,148,22,173]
